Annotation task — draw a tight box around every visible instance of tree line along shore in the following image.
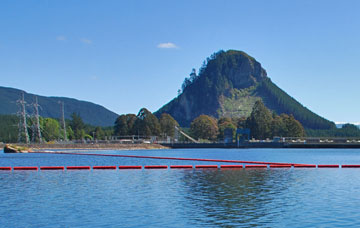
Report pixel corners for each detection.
[1,143,168,151]
[1,100,360,145]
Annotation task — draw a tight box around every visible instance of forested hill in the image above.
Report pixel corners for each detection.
[155,50,335,130]
[0,86,118,126]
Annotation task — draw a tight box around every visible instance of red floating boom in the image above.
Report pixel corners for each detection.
[13,167,38,170]
[10,164,360,170]
[66,166,91,170]
[270,164,292,168]
[93,166,117,170]
[293,164,316,168]
[144,165,168,169]
[342,165,360,168]
[30,151,308,166]
[118,166,142,169]
[195,165,218,169]
[170,165,193,169]
[318,165,339,168]
[245,165,267,168]
[40,166,64,170]
[220,165,243,169]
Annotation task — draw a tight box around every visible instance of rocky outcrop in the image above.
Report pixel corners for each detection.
[3,144,31,153]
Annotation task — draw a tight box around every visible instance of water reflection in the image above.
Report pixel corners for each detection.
[181,169,297,227]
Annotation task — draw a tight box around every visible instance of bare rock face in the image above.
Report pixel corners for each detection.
[225,52,267,89]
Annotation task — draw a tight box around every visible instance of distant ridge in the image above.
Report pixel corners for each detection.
[155,50,335,129]
[0,86,119,126]
[336,122,360,129]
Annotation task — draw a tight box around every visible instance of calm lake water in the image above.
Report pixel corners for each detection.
[1,148,360,227]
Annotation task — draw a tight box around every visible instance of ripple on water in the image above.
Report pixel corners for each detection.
[1,149,360,227]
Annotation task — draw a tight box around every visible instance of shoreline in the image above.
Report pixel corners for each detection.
[1,143,169,151]
[3,142,360,151]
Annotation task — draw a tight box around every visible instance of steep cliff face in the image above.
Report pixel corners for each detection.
[155,50,335,130]
[206,50,267,88]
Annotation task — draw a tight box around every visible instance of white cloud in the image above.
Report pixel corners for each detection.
[157,42,178,49]
[80,38,92,44]
[90,75,98,80]
[56,36,66,41]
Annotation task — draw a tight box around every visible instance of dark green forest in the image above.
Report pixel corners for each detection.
[257,78,335,130]
[306,124,360,138]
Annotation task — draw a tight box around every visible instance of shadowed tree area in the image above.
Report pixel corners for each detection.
[160,113,179,137]
[217,117,236,140]
[133,108,161,137]
[114,114,137,136]
[69,113,85,140]
[245,100,305,139]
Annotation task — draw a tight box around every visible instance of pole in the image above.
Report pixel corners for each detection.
[17,92,29,144]
[33,96,42,143]
[59,101,67,141]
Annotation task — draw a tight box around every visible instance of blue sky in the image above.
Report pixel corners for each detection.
[1,0,359,123]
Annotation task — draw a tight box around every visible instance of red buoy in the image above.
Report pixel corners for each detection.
[40,166,64,170]
[144,165,168,169]
[118,166,142,169]
[0,167,12,170]
[245,165,267,168]
[317,164,339,168]
[93,166,117,170]
[66,166,91,170]
[195,165,218,169]
[170,165,193,169]
[13,167,38,170]
[220,165,243,169]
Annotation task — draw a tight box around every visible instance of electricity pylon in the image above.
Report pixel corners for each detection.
[17,92,29,144]
[31,96,42,143]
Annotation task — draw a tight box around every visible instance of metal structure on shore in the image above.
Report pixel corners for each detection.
[17,92,29,144]
[31,96,42,143]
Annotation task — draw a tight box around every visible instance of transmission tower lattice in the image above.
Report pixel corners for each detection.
[17,92,30,144]
[31,96,42,143]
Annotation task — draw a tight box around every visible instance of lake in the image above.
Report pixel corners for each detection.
[1,148,360,227]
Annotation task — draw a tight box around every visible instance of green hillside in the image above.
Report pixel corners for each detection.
[0,86,118,126]
[155,50,335,130]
